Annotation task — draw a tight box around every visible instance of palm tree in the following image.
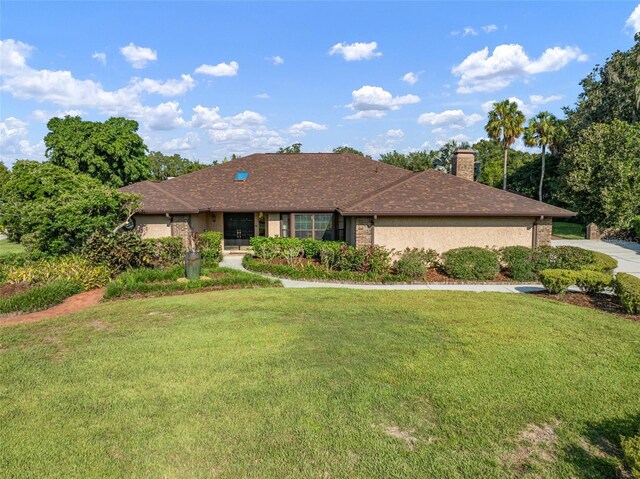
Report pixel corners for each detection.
[524,112,563,201]
[485,100,525,190]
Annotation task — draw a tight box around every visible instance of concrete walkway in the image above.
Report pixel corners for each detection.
[220,254,546,293]
[552,239,640,278]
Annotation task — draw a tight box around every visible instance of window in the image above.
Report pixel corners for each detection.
[234,171,249,181]
[313,214,333,240]
[280,214,290,237]
[294,214,314,239]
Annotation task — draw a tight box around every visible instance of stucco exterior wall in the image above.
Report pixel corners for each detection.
[134,214,171,239]
[373,216,535,254]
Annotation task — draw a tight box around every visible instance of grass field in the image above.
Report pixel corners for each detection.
[1,289,639,478]
[0,238,25,255]
[553,222,586,240]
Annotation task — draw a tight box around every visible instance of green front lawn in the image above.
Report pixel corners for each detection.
[0,238,25,256]
[553,221,586,240]
[1,289,639,478]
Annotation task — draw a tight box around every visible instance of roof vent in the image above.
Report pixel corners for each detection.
[234,171,249,182]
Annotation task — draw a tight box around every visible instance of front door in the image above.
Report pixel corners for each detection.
[224,213,254,249]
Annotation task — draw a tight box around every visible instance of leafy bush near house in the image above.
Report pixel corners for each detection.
[395,248,439,279]
[301,238,324,259]
[583,251,618,274]
[82,231,153,273]
[539,269,578,295]
[196,231,223,265]
[622,434,640,477]
[500,246,553,281]
[441,247,500,280]
[613,273,640,314]
[249,237,305,264]
[5,255,111,291]
[144,237,184,267]
[318,241,346,269]
[335,245,392,274]
[574,270,612,294]
[0,280,82,314]
[552,246,596,270]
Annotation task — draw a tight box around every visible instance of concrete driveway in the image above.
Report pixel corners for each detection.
[552,239,640,278]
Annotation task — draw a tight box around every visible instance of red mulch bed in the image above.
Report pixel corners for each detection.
[0,282,31,298]
[423,268,519,284]
[528,291,639,321]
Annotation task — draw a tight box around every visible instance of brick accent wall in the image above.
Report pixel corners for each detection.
[355,216,374,247]
[586,222,600,240]
[533,218,552,247]
[171,215,192,249]
[451,149,476,181]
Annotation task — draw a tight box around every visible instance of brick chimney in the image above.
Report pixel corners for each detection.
[451,148,477,181]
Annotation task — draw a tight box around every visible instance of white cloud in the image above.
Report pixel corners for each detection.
[162,132,200,151]
[386,129,404,139]
[363,129,406,157]
[288,120,327,136]
[345,85,420,120]
[255,93,270,99]
[481,24,498,34]
[463,27,478,36]
[128,74,195,96]
[92,52,106,65]
[625,4,640,33]
[0,39,32,76]
[120,43,157,69]
[0,117,45,162]
[401,72,419,85]
[134,102,186,130]
[418,109,483,129]
[481,96,533,115]
[328,41,382,61]
[267,55,284,65]
[452,44,588,93]
[529,94,563,105]
[194,60,239,77]
[31,109,85,122]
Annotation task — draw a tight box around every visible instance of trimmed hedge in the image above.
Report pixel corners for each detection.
[552,246,595,270]
[574,270,612,294]
[144,237,184,267]
[5,255,111,291]
[500,246,552,281]
[82,231,153,273]
[441,247,500,280]
[395,248,438,279]
[0,280,82,314]
[583,251,618,274]
[614,273,640,314]
[539,269,577,295]
[197,231,223,265]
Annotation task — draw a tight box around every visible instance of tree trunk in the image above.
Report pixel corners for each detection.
[502,147,508,190]
[538,145,546,201]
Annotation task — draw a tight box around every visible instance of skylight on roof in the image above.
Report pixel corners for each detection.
[234,171,249,182]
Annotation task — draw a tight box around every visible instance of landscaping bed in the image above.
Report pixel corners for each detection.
[530,291,639,321]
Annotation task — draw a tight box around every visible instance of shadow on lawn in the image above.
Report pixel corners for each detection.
[565,413,639,478]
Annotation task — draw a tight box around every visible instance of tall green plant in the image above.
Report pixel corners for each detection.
[524,112,566,201]
[485,100,525,190]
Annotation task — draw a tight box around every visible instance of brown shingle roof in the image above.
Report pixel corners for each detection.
[120,153,575,218]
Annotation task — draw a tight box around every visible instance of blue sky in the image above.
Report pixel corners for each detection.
[1,1,639,165]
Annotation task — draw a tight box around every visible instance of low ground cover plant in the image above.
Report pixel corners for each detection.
[104,264,281,299]
[0,280,82,314]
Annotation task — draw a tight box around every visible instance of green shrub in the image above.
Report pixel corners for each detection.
[82,231,153,273]
[613,273,640,314]
[574,270,612,294]
[631,215,640,239]
[336,245,392,274]
[197,231,223,265]
[441,247,500,280]
[0,253,29,282]
[318,241,345,269]
[395,248,439,279]
[249,237,280,260]
[0,280,82,314]
[144,237,184,267]
[501,246,536,281]
[552,246,595,270]
[5,255,111,290]
[583,251,618,274]
[539,269,578,294]
[622,434,640,478]
[301,238,324,259]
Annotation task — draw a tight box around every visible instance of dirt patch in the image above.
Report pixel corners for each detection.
[87,320,113,330]
[504,421,559,474]
[378,424,430,450]
[529,291,638,321]
[0,282,31,298]
[0,288,105,327]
